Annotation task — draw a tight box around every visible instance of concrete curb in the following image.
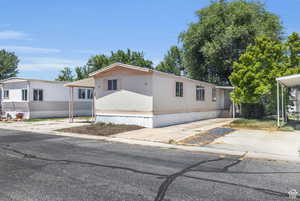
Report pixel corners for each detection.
[46,130,300,163]
[1,125,299,163]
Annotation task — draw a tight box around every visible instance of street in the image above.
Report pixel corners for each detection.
[0,128,299,201]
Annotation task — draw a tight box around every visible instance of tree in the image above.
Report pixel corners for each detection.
[0,49,19,80]
[180,0,282,85]
[86,54,110,73]
[56,49,153,80]
[156,46,184,75]
[56,67,74,81]
[229,33,300,115]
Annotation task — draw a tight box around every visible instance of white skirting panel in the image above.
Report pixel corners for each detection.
[30,110,92,119]
[96,114,153,128]
[95,110,221,128]
[153,111,221,128]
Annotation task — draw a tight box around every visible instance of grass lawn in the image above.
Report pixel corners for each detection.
[56,122,144,136]
[228,118,294,131]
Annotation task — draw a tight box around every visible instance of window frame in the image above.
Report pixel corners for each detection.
[3,90,9,99]
[196,85,205,101]
[78,88,86,99]
[107,79,118,91]
[175,82,183,97]
[212,87,217,102]
[33,89,43,101]
[87,89,93,99]
[22,89,28,101]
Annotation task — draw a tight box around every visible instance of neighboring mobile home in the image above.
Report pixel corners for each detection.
[66,63,233,128]
[0,78,92,119]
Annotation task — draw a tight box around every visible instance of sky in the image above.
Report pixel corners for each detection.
[0,0,299,80]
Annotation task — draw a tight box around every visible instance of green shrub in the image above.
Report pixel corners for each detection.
[241,103,265,119]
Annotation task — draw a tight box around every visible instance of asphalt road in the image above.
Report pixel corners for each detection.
[0,129,300,201]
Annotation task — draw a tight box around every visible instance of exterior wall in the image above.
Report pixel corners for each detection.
[94,68,153,114]
[152,73,221,114]
[94,69,232,128]
[1,79,92,119]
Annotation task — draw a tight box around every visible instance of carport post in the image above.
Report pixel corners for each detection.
[71,87,74,123]
[281,84,284,124]
[277,81,280,127]
[232,101,235,118]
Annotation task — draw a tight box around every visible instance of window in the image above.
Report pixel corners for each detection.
[212,87,216,102]
[78,88,86,99]
[33,89,43,101]
[22,89,28,101]
[108,79,117,91]
[196,86,205,101]
[3,90,9,99]
[176,82,183,97]
[87,89,93,99]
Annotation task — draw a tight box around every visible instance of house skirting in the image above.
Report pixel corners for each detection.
[95,110,222,128]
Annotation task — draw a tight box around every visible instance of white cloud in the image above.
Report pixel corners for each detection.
[0,30,29,40]
[19,57,85,71]
[0,46,60,54]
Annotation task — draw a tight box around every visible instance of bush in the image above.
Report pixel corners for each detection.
[241,103,265,119]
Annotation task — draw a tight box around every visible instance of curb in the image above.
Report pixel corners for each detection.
[48,130,300,163]
[1,127,300,163]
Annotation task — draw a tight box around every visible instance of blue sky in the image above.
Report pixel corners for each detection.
[0,0,299,80]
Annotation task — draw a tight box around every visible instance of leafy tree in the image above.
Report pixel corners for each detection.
[230,33,300,115]
[109,49,153,69]
[156,46,184,75]
[56,67,74,81]
[0,49,19,80]
[56,49,153,80]
[86,54,110,73]
[180,0,282,85]
[74,66,89,80]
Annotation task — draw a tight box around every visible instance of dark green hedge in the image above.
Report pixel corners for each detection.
[241,103,265,119]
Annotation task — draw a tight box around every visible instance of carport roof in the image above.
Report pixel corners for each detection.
[64,78,94,88]
[276,74,300,87]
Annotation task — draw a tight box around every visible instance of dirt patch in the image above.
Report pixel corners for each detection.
[56,123,144,136]
[180,127,235,145]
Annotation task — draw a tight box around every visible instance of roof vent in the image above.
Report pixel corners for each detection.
[180,69,186,77]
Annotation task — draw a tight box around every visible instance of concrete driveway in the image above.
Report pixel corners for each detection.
[113,118,233,143]
[0,118,91,133]
[206,129,300,158]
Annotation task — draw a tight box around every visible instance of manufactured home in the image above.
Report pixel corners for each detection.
[66,63,233,128]
[0,78,92,119]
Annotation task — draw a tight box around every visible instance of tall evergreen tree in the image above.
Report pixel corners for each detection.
[0,49,19,80]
